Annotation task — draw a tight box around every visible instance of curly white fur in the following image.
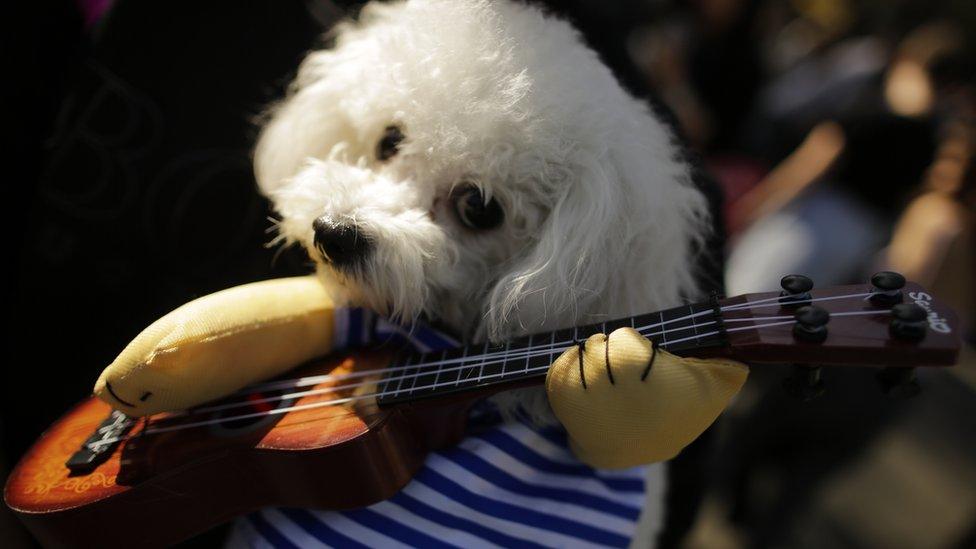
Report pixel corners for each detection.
[256,1,711,544]
[257,0,709,344]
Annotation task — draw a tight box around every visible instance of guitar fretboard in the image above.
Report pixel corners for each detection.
[376,299,726,406]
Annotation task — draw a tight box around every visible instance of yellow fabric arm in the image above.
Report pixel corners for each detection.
[94,276,335,416]
[546,327,748,469]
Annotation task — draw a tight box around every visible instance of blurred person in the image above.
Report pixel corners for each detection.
[725,21,963,293]
[882,78,975,335]
[629,0,870,226]
[726,114,935,292]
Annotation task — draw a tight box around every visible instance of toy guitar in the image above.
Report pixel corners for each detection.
[4,273,961,547]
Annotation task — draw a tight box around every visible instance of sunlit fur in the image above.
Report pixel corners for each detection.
[256,0,710,424]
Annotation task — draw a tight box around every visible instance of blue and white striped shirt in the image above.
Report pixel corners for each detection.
[228,308,661,548]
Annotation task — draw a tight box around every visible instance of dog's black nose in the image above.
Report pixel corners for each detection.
[313,217,371,266]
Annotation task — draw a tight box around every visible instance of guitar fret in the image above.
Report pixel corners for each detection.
[436,350,461,387]
[547,330,556,367]
[518,330,552,378]
[405,359,421,394]
[659,311,668,348]
[458,342,486,386]
[476,343,489,383]
[390,353,414,398]
[431,349,448,387]
[499,342,511,381]
[481,342,508,384]
[475,343,508,385]
[378,363,392,396]
[688,304,700,346]
[434,346,468,390]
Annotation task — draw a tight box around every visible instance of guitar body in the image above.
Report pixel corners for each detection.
[5,350,473,548]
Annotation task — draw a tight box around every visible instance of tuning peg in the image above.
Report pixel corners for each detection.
[869,271,906,305]
[779,274,813,303]
[793,305,830,343]
[889,303,928,342]
[876,367,921,399]
[783,364,825,401]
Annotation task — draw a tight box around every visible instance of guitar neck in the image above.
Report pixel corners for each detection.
[376,282,961,407]
[375,298,729,406]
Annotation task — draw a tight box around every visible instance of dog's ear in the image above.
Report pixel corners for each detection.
[253,49,351,197]
[483,145,710,341]
[254,7,394,196]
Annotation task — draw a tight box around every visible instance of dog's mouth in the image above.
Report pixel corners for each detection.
[304,234,440,325]
[311,251,384,303]
[313,258,423,322]
[312,248,368,281]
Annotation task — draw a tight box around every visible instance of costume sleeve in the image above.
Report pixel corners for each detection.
[546,328,748,468]
[94,276,339,416]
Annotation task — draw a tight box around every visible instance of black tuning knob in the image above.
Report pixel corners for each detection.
[876,367,921,399]
[784,365,825,401]
[869,271,906,305]
[793,305,830,343]
[780,274,813,304]
[889,303,928,341]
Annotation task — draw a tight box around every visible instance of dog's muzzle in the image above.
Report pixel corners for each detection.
[313,216,372,267]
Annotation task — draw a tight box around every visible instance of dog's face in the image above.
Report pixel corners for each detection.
[256,0,709,341]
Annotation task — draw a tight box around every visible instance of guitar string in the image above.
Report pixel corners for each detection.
[170,316,739,416]
[90,364,559,447]
[213,315,726,394]
[724,292,874,311]
[167,314,736,416]
[164,317,735,417]
[90,310,891,447]
[172,309,890,417]
[87,318,808,448]
[232,290,879,394]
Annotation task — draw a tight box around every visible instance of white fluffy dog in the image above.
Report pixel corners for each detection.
[254,0,714,543]
[256,0,711,344]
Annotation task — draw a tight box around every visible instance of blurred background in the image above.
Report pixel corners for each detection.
[5,0,975,547]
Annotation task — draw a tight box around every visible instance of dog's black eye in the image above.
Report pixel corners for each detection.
[377,125,404,161]
[451,184,504,230]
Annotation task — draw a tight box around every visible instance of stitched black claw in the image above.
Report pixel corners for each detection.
[640,344,658,381]
[577,340,587,389]
[603,334,615,385]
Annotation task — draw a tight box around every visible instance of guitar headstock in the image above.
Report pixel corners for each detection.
[718,273,961,399]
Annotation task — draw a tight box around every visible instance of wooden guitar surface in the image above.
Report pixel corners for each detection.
[5,350,469,548]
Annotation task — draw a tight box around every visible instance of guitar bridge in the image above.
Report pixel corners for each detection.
[65,410,136,475]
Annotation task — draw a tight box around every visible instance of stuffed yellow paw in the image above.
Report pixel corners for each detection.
[546,327,748,469]
[94,276,336,416]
